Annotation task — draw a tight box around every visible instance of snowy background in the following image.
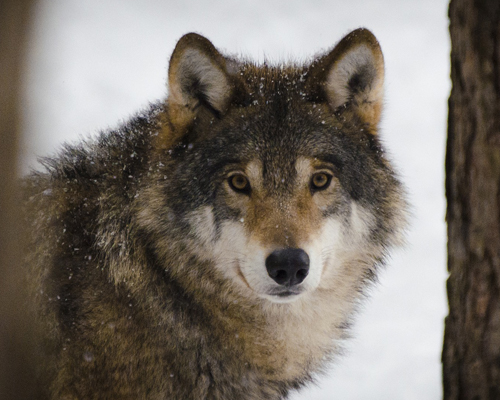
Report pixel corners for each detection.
[22,0,450,399]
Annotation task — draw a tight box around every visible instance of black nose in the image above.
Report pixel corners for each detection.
[265,248,310,286]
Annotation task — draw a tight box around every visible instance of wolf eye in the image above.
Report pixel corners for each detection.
[311,172,332,191]
[229,174,251,194]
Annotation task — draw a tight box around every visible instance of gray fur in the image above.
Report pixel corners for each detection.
[24,29,407,399]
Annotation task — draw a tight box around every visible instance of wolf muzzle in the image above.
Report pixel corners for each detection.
[265,248,310,287]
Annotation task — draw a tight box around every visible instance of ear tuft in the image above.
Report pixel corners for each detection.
[308,28,385,131]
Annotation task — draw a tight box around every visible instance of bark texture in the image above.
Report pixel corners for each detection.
[444,0,500,398]
[0,1,37,399]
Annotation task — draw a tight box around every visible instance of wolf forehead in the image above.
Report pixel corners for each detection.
[169,107,381,199]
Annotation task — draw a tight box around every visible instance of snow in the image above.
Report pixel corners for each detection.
[22,0,450,398]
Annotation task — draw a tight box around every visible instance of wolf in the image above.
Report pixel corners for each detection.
[24,28,407,399]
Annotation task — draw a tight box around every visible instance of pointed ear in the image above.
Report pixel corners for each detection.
[307,28,385,131]
[167,33,239,127]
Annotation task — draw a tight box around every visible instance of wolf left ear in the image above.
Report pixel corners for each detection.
[167,33,243,133]
[307,28,385,131]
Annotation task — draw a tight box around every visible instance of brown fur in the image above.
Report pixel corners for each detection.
[24,28,406,399]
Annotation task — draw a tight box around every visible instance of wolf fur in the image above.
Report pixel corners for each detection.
[25,28,407,399]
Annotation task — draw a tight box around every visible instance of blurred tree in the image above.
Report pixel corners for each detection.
[444,0,500,398]
[0,0,37,399]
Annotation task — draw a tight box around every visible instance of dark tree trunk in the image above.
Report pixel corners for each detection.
[0,1,37,399]
[444,0,500,399]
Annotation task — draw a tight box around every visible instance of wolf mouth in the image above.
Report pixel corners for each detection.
[235,264,253,290]
[269,289,302,298]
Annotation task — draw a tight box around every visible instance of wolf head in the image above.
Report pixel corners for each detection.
[140,29,406,305]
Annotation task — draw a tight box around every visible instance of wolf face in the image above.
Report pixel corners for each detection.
[142,30,405,306]
[182,149,376,305]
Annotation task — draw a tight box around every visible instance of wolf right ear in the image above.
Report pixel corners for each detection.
[307,28,385,132]
[167,33,242,132]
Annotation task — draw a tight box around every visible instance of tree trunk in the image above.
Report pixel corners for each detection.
[0,1,37,399]
[444,0,500,399]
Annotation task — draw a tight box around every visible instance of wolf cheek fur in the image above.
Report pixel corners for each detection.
[26,28,407,399]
